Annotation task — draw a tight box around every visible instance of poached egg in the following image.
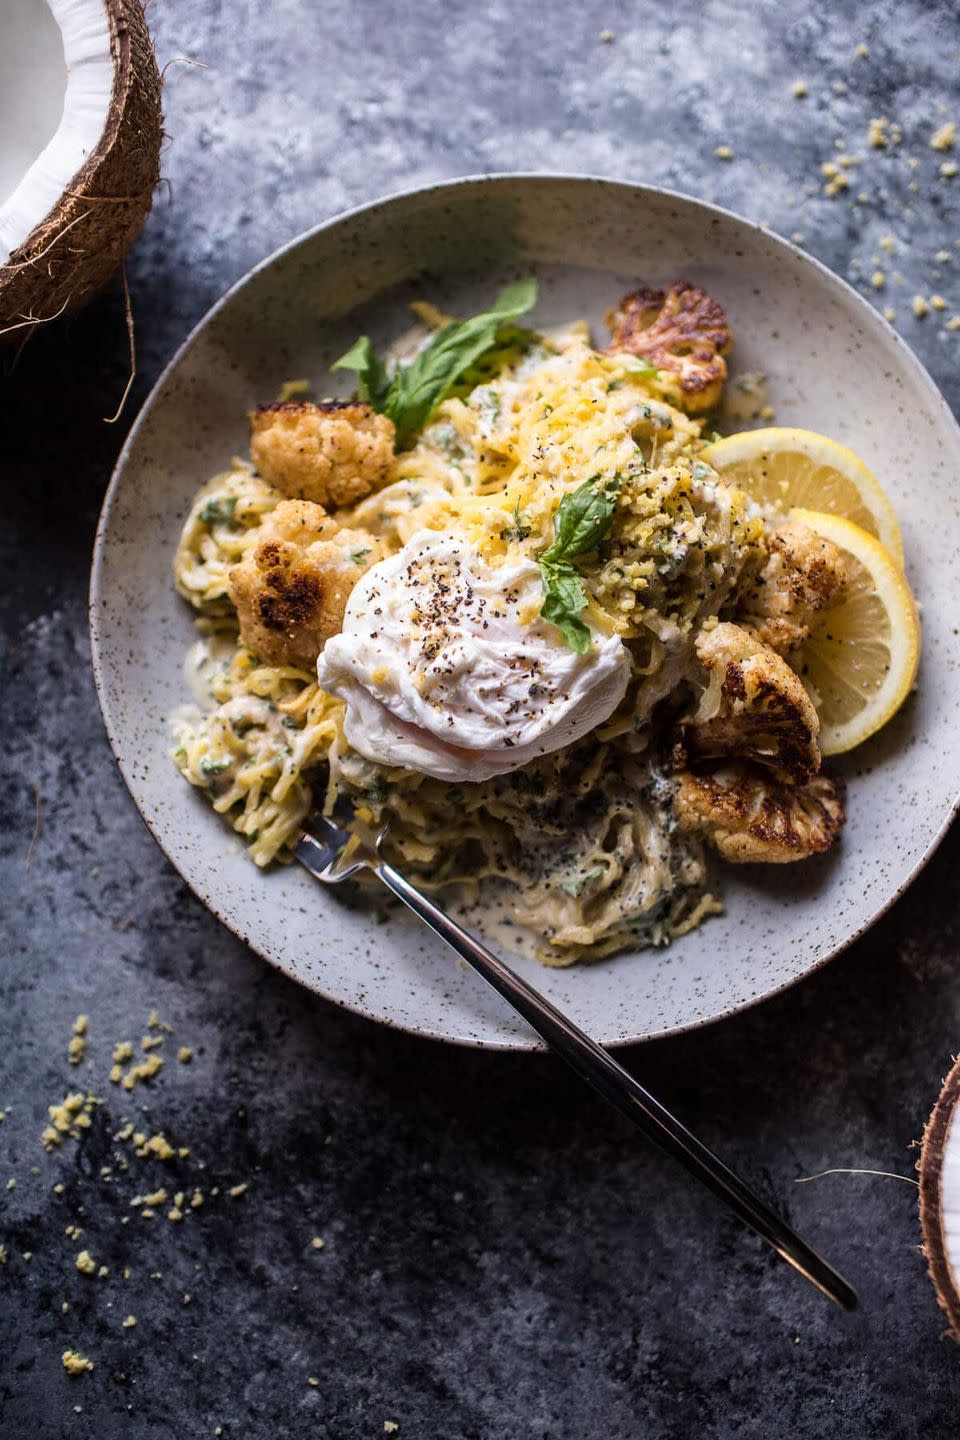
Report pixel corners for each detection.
[316,531,630,783]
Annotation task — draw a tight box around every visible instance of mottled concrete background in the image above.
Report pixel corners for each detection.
[3,1,960,1436]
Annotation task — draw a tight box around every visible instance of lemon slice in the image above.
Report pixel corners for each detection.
[788,508,920,755]
[702,427,904,566]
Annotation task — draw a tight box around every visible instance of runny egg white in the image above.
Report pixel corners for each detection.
[316,531,630,783]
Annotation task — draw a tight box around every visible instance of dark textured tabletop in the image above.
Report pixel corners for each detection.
[3,2,960,1436]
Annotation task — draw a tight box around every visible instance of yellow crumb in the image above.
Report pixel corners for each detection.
[931,121,956,152]
[714,145,733,161]
[940,161,958,179]
[871,270,886,289]
[67,1036,86,1065]
[598,28,614,43]
[0,1244,7,1265]
[177,1047,193,1064]
[869,118,887,148]
[72,1015,88,1036]
[147,1010,171,1032]
[946,315,960,330]
[307,1377,320,1387]
[97,1265,108,1278]
[121,1053,164,1092]
[141,1034,164,1052]
[6,1178,15,1191]
[823,173,850,197]
[855,42,869,58]
[310,1236,325,1251]
[53,1182,64,1195]
[132,1187,168,1210]
[792,80,807,98]
[122,1315,137,1328]
[935,249,951,263]
[228,1183,248,1199]
[167,1207,184,1223]
[61,1349,94,1376]
[75,1250,97,1276]
[912,295,930,317]
[384,1423,400,1434]
[113,1041,134,1064]
[879,234,896,253]
[821,161,839,178]
[137,1133,175,1162]
[190,1190,203,1208]
[931,294,947,310]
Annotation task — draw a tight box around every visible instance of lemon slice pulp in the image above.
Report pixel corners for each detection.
[702,427,904,566]
[788,508,920,755]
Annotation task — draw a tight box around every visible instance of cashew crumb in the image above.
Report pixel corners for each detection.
[122,1315,137,1329]
[855,42,869,58]
[178,1047,193,1064]
[307,1377,320,1387]
[384,1423,400,1434]
[75,1250,97,1276]
[310,1236,325,1251]
[113,1042,134,1064]
[62,1350,94,1376]
[871,270,886,289]
[714,145,733,161]
[598,28,614,43]
[912,295,930,317]
[931,294,947,310]
[791,80,807,98]
[940,161,958,179]
[228,1183,248,1199]
[121,1053,164,1092]
[947,315,960,330]
[931,121,956,152]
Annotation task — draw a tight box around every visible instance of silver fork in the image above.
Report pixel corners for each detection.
[294,813,857,1311]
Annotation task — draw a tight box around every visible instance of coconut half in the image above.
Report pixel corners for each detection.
[0,0,161,342]
[919,1052,960,1340]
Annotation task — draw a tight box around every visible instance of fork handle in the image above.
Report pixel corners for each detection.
[374,858,856,1311]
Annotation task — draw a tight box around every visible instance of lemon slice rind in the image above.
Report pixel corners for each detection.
[702,426,905,567]
[788,507,919,755]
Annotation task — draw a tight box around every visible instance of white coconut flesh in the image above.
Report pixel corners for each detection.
[0,0,114,263]
[919,1054,960,1339]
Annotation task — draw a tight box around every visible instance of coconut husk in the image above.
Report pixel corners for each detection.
[918,1052,960,1341]
[0,0,162,343]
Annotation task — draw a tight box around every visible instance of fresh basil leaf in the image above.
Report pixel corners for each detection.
[539,560,592,654]
[331,280,537,449]
[537,478,618,651]
[330,336,390,408]
[541,478,617,563]
[383,280,537,446]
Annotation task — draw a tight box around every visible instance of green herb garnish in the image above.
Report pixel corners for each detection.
[499,501,533,543]
[537,478,618,652]
[350,548,372,565]
[332,280,537,448]
[199,755,232,778]
[199,495,238,527]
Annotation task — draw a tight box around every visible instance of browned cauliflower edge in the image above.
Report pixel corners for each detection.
[736,520,850,655]
[249,401,395,509]
[673,763,846,864]
[676,622,821,783]
[605,281,732,414]
[228,499,382,670]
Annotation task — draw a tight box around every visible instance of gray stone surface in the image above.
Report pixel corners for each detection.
[2,0,960,1434]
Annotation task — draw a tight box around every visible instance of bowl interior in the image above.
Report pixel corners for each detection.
[91,176,960,1048]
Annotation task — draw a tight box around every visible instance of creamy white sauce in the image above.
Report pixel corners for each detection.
[317,531,630,783]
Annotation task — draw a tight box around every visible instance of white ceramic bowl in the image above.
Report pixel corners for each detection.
[90,175,960,1050]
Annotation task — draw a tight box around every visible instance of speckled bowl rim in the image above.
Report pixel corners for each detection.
[90,172,960,1050]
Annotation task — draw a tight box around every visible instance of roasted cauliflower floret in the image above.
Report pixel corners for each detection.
[605,282,732,414]
[673,763,845,863]
[228,499,382,670]
[249,401,395,508]
[737,520,850,655]
[678,622,821,782]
